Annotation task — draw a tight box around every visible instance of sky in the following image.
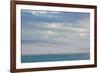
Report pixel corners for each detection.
[21,9,90,55]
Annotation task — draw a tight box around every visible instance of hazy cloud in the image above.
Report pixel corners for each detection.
[21,10,90,55]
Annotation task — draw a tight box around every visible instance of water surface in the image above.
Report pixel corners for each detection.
[21,53,90,63]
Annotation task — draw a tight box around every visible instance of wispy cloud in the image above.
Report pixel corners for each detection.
[21,10,90,55]
[23,10,61,14]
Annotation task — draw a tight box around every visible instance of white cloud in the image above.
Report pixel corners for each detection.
[24,10,61,15]
[64,27,87,32]
[47,31,54,35]
[21,12,90,55]
[31,11,48,15]
[45,22,88,33]
[47,23,63,28]
[79,33,88,37]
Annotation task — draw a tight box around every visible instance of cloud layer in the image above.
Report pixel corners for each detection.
[21,10,90,55]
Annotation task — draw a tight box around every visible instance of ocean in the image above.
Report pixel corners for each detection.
[21,53,90,63]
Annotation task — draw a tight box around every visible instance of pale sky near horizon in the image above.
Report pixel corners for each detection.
[21,9,90,55]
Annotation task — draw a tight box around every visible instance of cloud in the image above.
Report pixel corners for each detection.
[29,10,61,15]
[22,9,90,23]
[22,10,61,18]
[21,10,90,55]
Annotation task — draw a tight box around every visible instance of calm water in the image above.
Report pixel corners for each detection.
[21,53,90,63]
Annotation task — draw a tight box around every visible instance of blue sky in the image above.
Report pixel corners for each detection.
[21,9,90,55]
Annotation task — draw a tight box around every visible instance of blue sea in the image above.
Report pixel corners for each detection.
[21,53,90,63]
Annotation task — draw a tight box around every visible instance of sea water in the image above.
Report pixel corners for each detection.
[21,53,90,63]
